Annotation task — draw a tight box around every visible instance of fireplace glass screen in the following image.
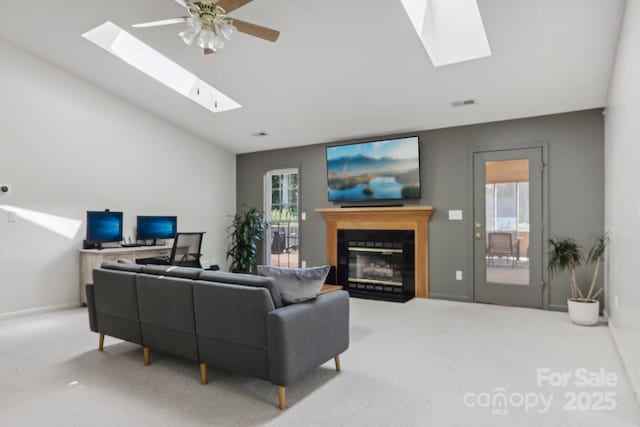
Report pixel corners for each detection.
[348,247,403,287]
[337,229,414,302]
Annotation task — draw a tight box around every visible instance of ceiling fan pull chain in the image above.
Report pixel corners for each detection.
[213,54,218,110]
[197,47,201,95]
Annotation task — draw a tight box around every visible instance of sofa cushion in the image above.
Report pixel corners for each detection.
[198,271,283,308]
[136,273,199,361]
[193,281,275,380]
[257,265,330,304]
[101,261,144,273]
[143,264,203,280]
[92,269,142,344]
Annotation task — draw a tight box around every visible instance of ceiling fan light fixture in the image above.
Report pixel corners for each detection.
[186,16,202,32]
[177,2,239,52]
[220,22,236,40]
[212,36,225,50]
[179,29,198,45]
[197,28,215,49]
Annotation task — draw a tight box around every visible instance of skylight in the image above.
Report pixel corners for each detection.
[400,0,491,67]
[82,21,241,113]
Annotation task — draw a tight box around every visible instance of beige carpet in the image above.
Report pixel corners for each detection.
[1,299,639,426]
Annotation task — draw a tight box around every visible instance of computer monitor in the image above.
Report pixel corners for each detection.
[86,211,123,245]
[136,216,177,241]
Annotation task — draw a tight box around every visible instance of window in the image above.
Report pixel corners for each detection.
[485,182,529,232]
[265,168,299,267]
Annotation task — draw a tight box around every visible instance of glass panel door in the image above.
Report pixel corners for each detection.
[485,160,530,286]
[474,149,543,308]
[264,168,299,268]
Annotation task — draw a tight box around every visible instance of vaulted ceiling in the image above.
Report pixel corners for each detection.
[0,0,625,153]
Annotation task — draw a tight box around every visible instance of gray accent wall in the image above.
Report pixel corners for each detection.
[236,109,604,309]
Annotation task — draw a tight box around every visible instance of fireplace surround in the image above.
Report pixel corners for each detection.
[316,206,435,299]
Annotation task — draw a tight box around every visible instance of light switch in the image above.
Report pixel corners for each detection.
[456,271,463,281]
[8,211,17,222]
[301,260,307,268]
[449,210,463,221]
[301,212,307,221]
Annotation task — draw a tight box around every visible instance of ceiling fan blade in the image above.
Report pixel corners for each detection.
[218,0,253,13]
[204,48,216,55]
[173,0,189,8]
[132,17,188,28]
[232,19,280,42]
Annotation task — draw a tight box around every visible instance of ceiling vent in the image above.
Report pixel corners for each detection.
[451,99,476,107]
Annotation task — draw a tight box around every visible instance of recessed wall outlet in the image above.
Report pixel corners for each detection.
[0,184,11,195]
[615,295,619,310]
[456,271,463,281]
[301,260,307,268]
[301,212,307,221]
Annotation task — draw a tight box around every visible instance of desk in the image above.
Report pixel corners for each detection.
[78,245,181,304]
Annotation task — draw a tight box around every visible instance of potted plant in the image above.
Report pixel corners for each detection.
[226,207,266,273]
[548,235,608,326]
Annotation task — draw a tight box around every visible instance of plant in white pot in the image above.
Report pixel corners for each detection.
[548,235,608,326]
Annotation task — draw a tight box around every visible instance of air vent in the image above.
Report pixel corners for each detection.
[451,99,476,107]
[252,132,269,137]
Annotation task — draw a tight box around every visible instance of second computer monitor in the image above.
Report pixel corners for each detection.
[136,216,177,241]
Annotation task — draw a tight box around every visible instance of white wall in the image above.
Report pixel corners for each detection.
[0,38,236,318]
[604,0,640,403]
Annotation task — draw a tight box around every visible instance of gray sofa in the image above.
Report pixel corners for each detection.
[86,262,350,409]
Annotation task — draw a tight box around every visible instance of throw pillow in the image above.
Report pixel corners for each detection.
[257,265,330,304]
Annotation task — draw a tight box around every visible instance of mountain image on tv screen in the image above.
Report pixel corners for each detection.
[326,137,420,201]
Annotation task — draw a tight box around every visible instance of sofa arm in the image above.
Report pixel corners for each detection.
[267,290,349,386]
[86,284,98,333]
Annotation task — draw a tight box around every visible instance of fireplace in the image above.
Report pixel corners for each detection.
[316,206,434,298]
[338,229,415,302]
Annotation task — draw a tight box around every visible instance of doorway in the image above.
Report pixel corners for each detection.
[473,148,544,308]
[264,168,300,268]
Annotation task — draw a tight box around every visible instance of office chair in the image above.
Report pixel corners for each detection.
[170,232,205,267]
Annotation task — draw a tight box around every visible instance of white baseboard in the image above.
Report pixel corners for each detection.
[0,303,81,321]
[608,319,640,406]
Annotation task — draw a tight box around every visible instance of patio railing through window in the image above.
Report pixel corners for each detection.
[269,221,299,268]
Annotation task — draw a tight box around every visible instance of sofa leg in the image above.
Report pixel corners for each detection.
[143,347,150,366]
[98,333,104,352]
[334,355,341,372]
[277,386,286,410]
[200,363,208,385]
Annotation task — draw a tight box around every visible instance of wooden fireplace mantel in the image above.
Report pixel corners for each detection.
[316,206,435,298]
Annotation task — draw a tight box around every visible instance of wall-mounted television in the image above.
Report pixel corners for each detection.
[326,136,421,202]
[136,216,177,240]
[86,211,123,245]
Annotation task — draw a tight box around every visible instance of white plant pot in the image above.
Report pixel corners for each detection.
[567,299,600,326]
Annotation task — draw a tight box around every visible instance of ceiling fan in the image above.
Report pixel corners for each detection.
[132,0,280,54]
